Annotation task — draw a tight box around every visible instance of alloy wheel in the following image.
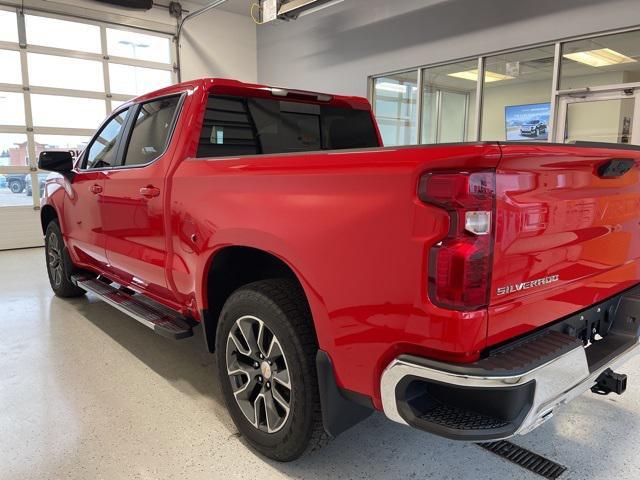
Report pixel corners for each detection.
[226,315,292,433]
[47,232,63,287]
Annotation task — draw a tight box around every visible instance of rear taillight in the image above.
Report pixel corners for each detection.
[418,171,496,310]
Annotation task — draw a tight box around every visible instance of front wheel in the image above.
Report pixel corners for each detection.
[45,220,85,298]
[216,279,328,461]
[9,180,23,194]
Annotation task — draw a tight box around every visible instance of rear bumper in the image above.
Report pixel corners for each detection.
[380,284,640,441]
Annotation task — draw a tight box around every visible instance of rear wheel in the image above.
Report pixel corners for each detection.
[45,220,85,298]
[216,279,328,461]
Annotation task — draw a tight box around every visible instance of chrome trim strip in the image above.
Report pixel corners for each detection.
[380,340,640,436]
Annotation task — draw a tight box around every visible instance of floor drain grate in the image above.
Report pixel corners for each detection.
[479,440,567,479]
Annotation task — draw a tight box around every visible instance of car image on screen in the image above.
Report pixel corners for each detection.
[520,119,547,137]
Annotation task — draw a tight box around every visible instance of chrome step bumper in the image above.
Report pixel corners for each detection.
[380,285,640,441]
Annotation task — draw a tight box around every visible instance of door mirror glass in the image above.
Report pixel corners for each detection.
[38,150,75,175]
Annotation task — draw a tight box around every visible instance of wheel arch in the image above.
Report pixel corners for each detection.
[200,245,317,354]
[40,204,59,234]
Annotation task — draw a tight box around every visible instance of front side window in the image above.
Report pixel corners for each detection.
[84,109,129,169]
[122,96,180,166]
[197,95,379,158]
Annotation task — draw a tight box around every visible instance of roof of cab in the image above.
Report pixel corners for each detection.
[127,77,372,110]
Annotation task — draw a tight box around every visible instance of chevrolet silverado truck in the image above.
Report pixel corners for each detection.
[38,78,640,462]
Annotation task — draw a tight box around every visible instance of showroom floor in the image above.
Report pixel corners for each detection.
[2,248,640,480]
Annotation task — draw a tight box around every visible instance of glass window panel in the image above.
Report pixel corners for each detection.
[0,174,33,206]
[0,10,18,43]
[372,71,418,146]
[85,109,129,169]
[564,98,635,144]
[34,134,90,158]
[0,92,25,125]
[28,53,104,92]
[124,97,180,166]
[560,30,640,90]
[0,133,28,167]
[31,94,105,129]
[110,100,128,112]
[421,60,477,144]
[106,28,171,64]
[0,133,32,206]
[0,50,22,84]
[439,91,467,143]
[25,15,101,53]
[481,47,554,141]
[109,64,172,95]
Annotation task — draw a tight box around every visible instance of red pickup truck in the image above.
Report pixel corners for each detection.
[38,78,640,461]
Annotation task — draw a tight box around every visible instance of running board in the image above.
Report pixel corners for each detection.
[72,274,197,339]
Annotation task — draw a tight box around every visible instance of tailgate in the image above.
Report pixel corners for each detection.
[488,142,640,346]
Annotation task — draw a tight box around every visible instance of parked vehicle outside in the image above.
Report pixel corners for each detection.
[37,78,640,462]
[25,173,50,197]
[4,174,26,194]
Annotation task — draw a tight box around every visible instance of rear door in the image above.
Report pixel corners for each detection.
[100,94,183,302]
[488,143,640,346]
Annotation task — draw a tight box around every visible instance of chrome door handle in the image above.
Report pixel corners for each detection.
[139,185,160,198]
[89,184,103,194]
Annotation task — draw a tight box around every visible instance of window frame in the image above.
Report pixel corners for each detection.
[368,24,640,146]
[115,92,186,169]
[79,106,132,171]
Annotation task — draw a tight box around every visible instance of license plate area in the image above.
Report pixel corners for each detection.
[550,298,619,347]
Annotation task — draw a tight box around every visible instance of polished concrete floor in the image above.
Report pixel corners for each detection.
[2,247,640,480]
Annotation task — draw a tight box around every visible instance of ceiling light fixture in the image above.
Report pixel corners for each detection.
[448,69,514,82]
[296,0,345,17]
[563,48,636,67]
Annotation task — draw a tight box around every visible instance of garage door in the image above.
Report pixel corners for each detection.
[0,7,175,250]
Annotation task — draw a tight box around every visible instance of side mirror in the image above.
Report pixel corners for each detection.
[38,150,75,178]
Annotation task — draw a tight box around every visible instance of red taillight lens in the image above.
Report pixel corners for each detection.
[419,171,495,310]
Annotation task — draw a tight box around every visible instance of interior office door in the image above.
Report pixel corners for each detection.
[555,88,640,145]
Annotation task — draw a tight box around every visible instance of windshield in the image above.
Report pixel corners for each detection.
[197,95,380,158]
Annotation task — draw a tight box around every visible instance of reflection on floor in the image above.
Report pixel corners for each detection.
[1,247,639,479]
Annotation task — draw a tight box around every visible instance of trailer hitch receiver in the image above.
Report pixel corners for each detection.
[591,368,627,395]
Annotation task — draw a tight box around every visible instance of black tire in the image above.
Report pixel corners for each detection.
[45,220,85,298]
[9,180,23,194]
[216,279,328,461]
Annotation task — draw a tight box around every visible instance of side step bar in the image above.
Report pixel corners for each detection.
[71,274,197,339]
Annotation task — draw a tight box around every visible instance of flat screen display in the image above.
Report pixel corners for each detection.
[505,102,550,141]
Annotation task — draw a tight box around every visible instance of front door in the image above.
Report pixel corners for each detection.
[63,108,130,269]
[556,88,640,145]
[101,95,182,302]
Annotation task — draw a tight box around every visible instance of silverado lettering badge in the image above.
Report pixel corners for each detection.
[496,275,560,296]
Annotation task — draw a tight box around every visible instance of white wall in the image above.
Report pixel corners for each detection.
[257,0,640,98]
[179,5,257,82]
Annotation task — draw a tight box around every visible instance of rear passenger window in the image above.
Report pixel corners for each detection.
[122,95,180,166]
[196,95,379,158]
[84,108,129,169]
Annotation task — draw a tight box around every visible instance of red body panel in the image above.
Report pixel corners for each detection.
[41,78,640,410]
[489,144,640,346]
